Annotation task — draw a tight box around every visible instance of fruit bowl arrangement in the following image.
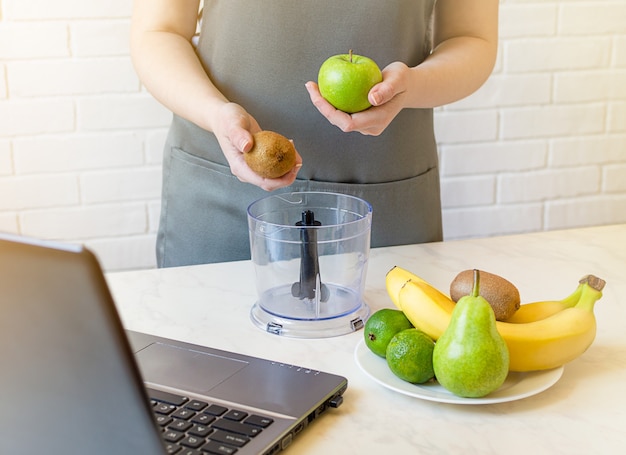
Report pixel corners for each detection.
[358,266,606,403]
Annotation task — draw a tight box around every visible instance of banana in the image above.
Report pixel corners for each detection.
[504,283,583,323]
[398,279,451,341]
[385,266,425,309]
[386,266,452,310]
[398,275,605,372]
[500,281,602,371]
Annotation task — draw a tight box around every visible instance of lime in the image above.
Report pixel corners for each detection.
[386,328,435,384]
[364,308,413,358]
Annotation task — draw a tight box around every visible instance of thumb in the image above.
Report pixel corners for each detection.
[230,127,254,153]
[368,81,396,107]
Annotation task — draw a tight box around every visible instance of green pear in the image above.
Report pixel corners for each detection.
[433,269,510,398]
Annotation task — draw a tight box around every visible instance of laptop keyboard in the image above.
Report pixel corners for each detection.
[148,388,275,454]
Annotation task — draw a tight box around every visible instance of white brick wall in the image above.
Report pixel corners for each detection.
[438,0,626,241]
[1,0,625,271]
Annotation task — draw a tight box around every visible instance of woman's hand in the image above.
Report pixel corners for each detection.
[212,103,302,191]
[306,0,499,135]
[305,61,410,136]
[131,0,301,192]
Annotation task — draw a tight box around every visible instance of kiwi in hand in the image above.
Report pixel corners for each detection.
[450,269,521,321]
[244,131,297,179]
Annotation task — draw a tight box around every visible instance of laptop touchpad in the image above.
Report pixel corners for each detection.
[135,343,248,393]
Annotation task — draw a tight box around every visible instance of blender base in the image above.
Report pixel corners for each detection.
[250,302,370,338]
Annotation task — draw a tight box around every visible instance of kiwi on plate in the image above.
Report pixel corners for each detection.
[450,269,521,321]
[244,131,297,179]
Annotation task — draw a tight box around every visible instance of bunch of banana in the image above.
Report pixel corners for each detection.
[385,266,606,372]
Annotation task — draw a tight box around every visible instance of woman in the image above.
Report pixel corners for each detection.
[130,0,499,267]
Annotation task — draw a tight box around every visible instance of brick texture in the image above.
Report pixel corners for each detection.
[1,1,626,271]
[9,58,138,97]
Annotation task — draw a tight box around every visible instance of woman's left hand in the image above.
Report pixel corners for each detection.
[305,61,409,136]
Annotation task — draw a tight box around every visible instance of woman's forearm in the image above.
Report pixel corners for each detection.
[130,0,228,132]
[403,0,499,109]
[404,35,498,109]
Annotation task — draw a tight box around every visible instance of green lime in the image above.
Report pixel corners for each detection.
[386,328,435,384]
[364,308,413,358]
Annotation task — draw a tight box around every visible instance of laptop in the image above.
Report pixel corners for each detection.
[0,233,347,455]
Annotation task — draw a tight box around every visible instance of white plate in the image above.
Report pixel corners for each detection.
[354,339,564,405]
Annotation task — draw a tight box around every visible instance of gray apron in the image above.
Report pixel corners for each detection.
[157,0,442,267]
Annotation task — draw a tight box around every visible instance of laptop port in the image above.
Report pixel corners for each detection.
[293,422,305,435]
[281,433,293,450]
[264,442,281,455]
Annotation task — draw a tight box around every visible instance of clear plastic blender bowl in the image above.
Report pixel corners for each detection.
[247,191,372,338]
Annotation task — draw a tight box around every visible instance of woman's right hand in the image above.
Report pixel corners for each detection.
[212,103,302,191]
[131,0,300,191]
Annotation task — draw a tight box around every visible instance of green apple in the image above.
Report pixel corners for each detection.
[317,50,383,114]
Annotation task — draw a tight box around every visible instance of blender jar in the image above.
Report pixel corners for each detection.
[247,191,372,338]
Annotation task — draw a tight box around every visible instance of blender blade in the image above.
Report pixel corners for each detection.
[291,210,330,302]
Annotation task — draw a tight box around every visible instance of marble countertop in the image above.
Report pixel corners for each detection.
[106,224,626,455]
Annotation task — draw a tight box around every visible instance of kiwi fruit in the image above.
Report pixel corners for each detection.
[450,269,521,321]
[244,131,297,179]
